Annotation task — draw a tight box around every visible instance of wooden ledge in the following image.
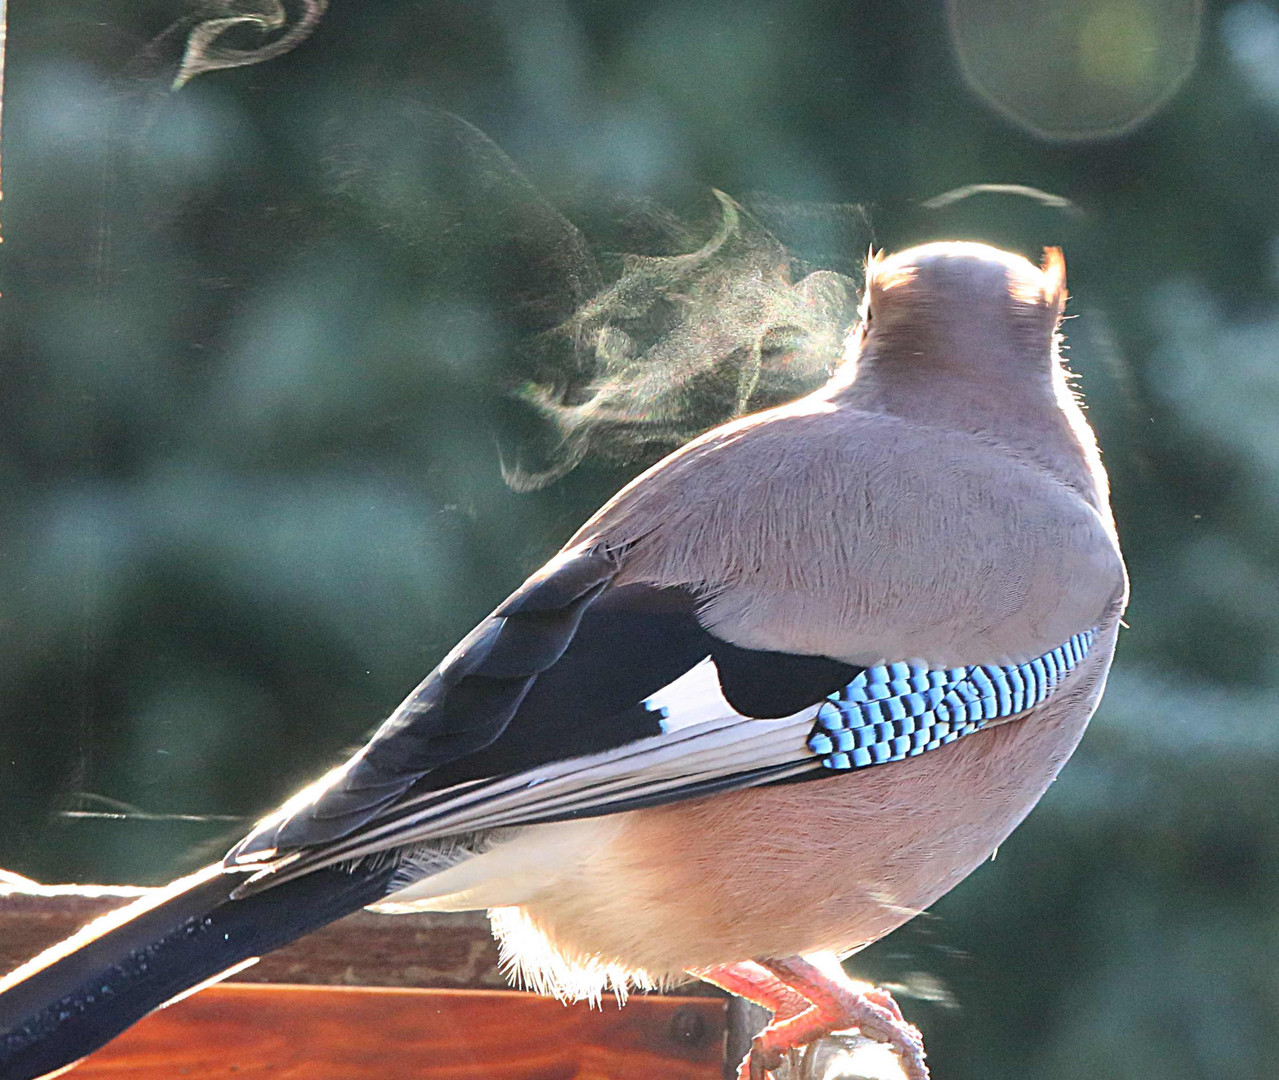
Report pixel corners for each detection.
[2,878,728,1077]
[67,983,726,1079]
[0,878,920,1079]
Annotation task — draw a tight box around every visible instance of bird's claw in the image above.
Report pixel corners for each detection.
[743,985,929,1080]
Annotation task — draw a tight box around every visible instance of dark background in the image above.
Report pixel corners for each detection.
[2,2,1277,1077]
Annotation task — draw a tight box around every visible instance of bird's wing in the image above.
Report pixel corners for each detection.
[227,541,865,868]
[227,404,1122,882]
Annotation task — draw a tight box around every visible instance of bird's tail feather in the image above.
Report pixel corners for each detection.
[0,860,395,1080]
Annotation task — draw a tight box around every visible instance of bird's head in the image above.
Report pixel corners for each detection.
[823,241,1103,501]
[855,241,1066,367]
[832,241,1070,410]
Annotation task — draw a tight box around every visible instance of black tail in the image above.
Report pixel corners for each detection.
[0,861,395,1080]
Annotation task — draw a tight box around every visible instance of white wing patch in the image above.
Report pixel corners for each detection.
[644,656,739,733]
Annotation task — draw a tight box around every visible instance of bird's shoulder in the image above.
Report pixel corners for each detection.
[569,399,1123,666]
[576,399,1106,546]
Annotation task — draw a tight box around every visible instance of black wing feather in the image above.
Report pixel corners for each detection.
[231,544,861,862]
[710,640,861,718]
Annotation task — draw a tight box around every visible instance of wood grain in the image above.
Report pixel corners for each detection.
[2,880,731,1076]
[67,984,726,1080]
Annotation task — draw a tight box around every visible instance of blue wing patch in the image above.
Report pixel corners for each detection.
[807,630,1096,770]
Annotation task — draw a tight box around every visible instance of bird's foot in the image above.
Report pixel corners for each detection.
[697,956,928,1080]
[746,987,926,1080]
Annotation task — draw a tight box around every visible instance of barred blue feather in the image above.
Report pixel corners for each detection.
[807,630,1096,770]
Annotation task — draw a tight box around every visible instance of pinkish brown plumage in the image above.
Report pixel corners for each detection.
[0,242,1125,1080]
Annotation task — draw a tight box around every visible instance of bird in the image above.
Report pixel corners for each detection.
[0,240,1126,1080]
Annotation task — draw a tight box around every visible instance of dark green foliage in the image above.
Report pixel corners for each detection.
[2,3,1277,1078]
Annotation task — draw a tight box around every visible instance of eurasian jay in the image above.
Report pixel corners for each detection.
[0,241,1127,1080]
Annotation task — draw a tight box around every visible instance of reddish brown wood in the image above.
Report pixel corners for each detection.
[2,879,731,1075]
[68,984,726,1079]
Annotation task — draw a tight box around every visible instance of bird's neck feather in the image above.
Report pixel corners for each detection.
[830,336,1111,520]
